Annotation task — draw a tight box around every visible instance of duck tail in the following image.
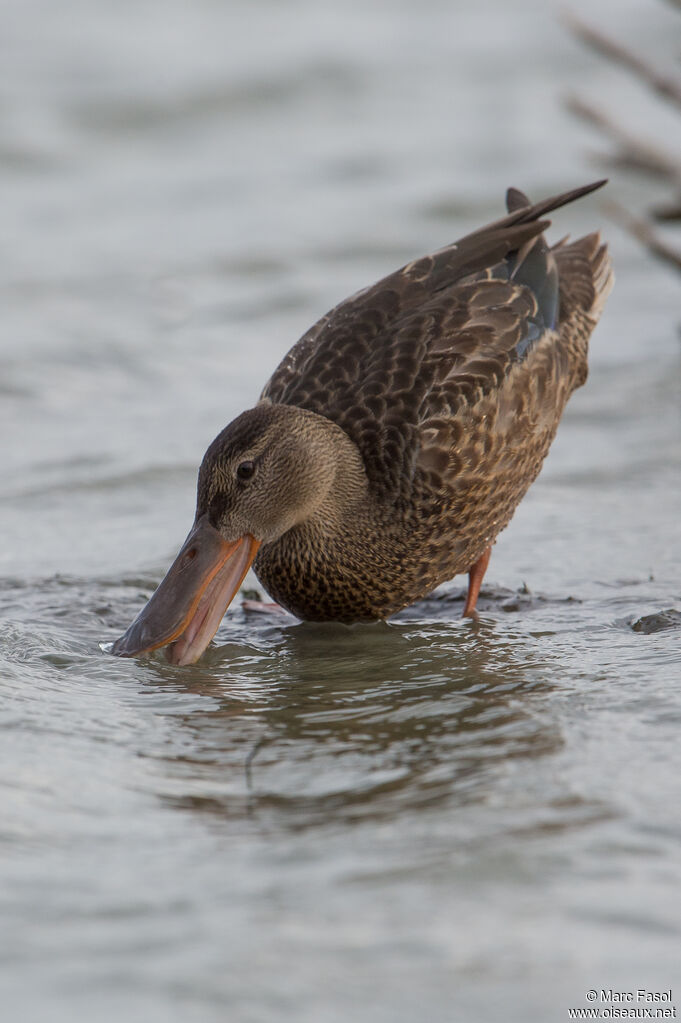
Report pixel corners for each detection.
[552,231,614,324]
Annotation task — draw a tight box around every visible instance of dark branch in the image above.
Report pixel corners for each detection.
[563,12,681,112]
[605,199,681,273]
[565,94,681,184]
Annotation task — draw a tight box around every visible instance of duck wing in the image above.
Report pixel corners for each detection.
[261,181,609,500]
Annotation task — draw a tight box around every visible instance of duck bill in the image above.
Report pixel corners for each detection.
[111,516,260,666]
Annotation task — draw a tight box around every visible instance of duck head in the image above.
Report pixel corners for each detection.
[110,403,364,665]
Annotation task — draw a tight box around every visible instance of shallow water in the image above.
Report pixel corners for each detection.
[2,0,681,1020]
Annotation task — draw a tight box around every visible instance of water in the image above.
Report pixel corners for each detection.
[2,0,681,1020]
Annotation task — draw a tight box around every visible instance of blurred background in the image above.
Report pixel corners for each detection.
[1,1,680,1021]
[2,0,679,581]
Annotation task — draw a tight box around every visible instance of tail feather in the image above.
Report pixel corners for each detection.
[589,238,615,321]
[553,231,614,321]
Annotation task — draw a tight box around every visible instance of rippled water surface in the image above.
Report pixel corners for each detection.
[2,0,681,1020]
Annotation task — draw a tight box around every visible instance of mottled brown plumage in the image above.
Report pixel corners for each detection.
[250,181,613,620]
[112,181,613,664]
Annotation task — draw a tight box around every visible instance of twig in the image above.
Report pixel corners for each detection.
[563,12,681,112]
[566,94,681,183]
[605,199,681,273]
[652,199,681,221]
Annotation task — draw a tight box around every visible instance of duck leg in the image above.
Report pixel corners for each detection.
[462,545,492,617]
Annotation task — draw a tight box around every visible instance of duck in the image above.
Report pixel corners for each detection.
[111,180,612,665]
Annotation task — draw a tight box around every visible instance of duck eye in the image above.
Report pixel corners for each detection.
[236,460,256,481]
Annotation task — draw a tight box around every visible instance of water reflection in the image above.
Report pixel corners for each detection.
[137,613,561,828]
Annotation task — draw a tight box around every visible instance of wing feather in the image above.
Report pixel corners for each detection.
[260,182,609,501]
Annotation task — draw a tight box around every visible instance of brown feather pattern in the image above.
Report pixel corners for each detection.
[247,183,613,620]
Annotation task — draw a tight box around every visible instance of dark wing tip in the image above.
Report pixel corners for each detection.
[516,179,608,224]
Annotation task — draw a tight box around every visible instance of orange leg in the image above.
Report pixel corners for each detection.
[463,545,492,617]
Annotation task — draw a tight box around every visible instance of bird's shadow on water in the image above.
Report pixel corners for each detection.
[136,608,564,830]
